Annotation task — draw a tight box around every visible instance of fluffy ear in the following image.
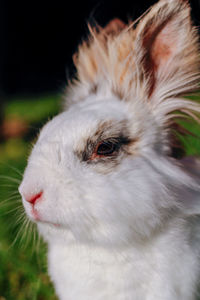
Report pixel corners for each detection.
[65,0,199,117]
[134,0,199,100]
[64,17,129,106]
[102,18,126,36]
[72,18,126,87]
[132,0,200,158]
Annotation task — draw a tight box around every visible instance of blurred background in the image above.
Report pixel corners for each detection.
[0,0,200,299]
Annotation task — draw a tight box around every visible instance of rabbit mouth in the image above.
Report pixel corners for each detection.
[29,207,61,228]
[30,206,40,221]
[35,216,61,228]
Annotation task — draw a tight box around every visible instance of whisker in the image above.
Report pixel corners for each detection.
[3,194,21,201]
[6,190,20,197]
[0,162,23,178]
[14,212,27,225]
[0,202,20,212]
[9,218,28,249]
[0,175,21,184]
[23,219,34,249]
[36,233,42,254]
[32,223,37,250]
[0,197,21,207]
[18,217,32,248]
[1,205,23,216]
[5,199,36,250]
[0,183,20,188]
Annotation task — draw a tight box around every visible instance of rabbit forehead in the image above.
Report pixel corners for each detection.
[38,96,137,144]
[32,95,152,171]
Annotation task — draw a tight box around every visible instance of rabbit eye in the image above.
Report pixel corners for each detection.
[80,135,132,162]
[96,141,117,156]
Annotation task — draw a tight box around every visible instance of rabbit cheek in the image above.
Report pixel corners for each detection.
[88,141,139,174]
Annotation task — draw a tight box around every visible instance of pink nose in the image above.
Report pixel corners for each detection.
[26,191,43,205]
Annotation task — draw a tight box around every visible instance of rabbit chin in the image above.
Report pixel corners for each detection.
[37,217,160,248]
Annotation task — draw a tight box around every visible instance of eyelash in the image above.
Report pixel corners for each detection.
[96,140,119,156]
[90,137,129,160]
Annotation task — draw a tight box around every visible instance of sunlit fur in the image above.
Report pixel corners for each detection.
[19,0,200,299]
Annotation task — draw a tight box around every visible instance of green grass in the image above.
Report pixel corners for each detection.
[0,94,60,300]
[4,94,61,123]
[0,159,58,300]
[0,93,200,299]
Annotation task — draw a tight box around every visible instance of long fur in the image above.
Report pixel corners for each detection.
[66,0,200,153]
[19,0,200,299]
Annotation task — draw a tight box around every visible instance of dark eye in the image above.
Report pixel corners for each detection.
[96,141,117,156]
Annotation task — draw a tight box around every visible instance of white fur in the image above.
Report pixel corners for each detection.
[19,0,200,299]
[19,94,200,299]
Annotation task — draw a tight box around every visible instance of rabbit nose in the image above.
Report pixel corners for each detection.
[25,191,43,205]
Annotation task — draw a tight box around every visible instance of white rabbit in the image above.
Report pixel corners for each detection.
[19,0,200,299]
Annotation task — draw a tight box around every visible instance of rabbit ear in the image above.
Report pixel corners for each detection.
[72,18,126,87]
[134,0,199,100]
[102,18,126,36]
[66,0,199,111]
[64,18,127,106]
[133,0,200,157]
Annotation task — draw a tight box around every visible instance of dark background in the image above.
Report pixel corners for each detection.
[0,0,200,97]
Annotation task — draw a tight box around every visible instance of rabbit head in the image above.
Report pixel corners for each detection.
[19,0,200,248]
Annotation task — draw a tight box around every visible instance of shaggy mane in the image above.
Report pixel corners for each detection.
[65,0,200,157]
